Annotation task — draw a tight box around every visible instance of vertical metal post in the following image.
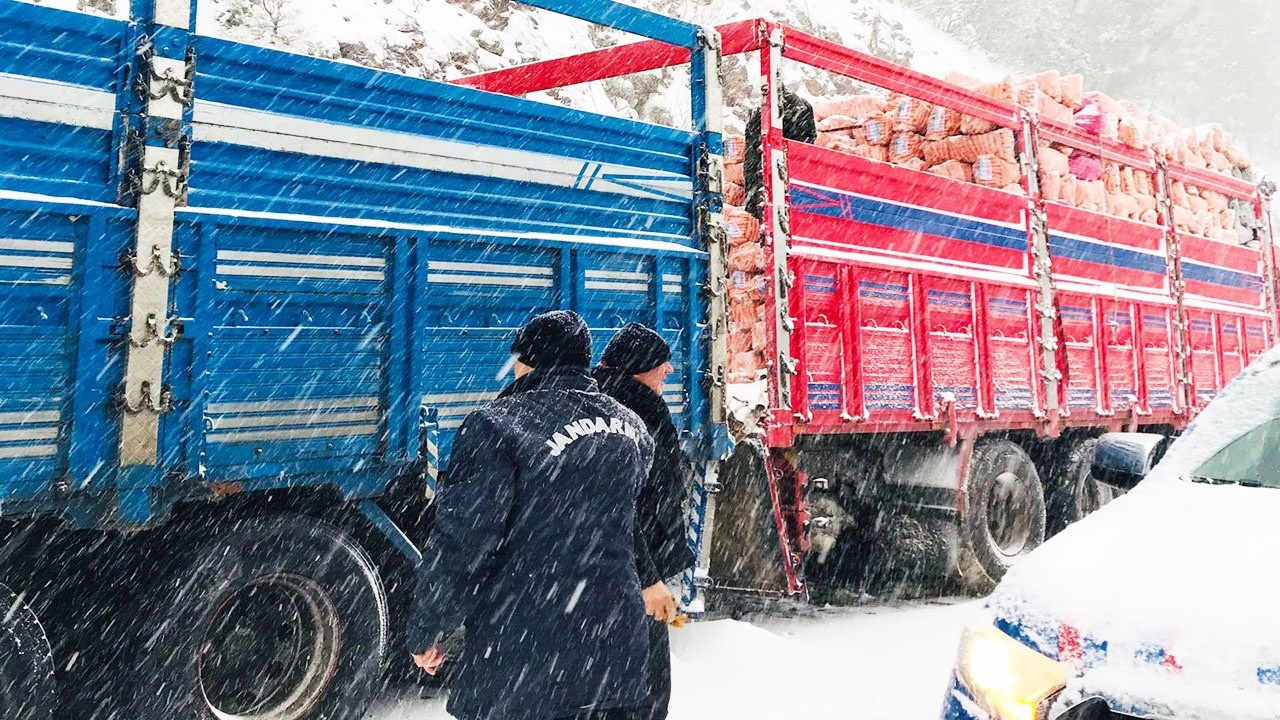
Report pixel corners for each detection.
[117,1,195,491]
[692,27,727,427]
[1156,158,1192,413]
[1018,112,1061,423]
[1257,184,1279,345]
[759,23,795,440]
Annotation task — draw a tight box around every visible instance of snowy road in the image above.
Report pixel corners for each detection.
[367,598,979,720]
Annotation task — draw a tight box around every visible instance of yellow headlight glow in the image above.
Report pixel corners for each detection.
[956,624,1071,720]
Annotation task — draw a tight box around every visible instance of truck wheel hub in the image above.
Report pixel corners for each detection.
[199,573,341,720]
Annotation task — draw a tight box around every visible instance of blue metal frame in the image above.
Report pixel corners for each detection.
[0,0,724,531]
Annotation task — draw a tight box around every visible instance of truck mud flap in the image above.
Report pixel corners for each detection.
[707,438,792,595]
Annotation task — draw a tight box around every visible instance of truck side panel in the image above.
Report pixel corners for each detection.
[162,36,707,484]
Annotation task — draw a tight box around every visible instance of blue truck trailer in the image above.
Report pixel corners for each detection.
[0,0,727,717]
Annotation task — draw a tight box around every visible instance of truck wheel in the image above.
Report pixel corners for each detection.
[957,440,1046,593]
[1046,438,1110,535]
[0,583,56,720]
[134,515,389,720]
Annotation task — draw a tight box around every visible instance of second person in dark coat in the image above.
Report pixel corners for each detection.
[591,323,695,720]
[407,311,656,720]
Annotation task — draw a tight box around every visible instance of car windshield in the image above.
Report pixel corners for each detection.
[1188,416,1280,489]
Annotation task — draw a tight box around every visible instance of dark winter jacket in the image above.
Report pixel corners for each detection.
[744,89,817,220]
[407,367,656,720]
[593,368,695,587]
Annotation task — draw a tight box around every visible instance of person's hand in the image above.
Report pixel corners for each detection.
[411,645,447,675]
[641,581,677,623]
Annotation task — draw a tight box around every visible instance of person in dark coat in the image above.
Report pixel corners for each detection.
[590,323,695,720]
[407,310,656,720]
[744,88,817,220]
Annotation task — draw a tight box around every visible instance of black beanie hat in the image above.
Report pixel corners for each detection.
[600,323,671,375]
[510,310,592,369]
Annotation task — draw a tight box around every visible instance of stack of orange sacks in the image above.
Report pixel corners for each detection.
[805,68,1253,242]
[811,92,1024,194]
[721,134,770,382]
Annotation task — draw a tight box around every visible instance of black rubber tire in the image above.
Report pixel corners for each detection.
[0,583,56,720]
[1046,437,1111,535]
[132,515,389,720]
[957,440,1047,594]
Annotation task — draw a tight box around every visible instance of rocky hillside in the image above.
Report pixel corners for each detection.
[29,0,1001,132]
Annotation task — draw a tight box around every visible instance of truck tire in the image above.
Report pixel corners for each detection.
[957,440,1046,593]
[0,583,56,720]
[1046,437,1111,535]
[133,515,389,720]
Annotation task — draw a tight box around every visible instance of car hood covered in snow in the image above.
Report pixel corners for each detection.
[988,346,1280,719]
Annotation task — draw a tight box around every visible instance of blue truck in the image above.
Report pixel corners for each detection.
[0,1,727,717]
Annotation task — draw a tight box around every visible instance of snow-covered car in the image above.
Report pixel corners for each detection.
[941,345,1280,720]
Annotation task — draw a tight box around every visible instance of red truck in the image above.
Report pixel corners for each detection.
[460,18,1279,600]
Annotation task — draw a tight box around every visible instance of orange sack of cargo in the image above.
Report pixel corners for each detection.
[812,95,887,122]
[974,155,1021,187]
[1041,172,1064,202]
[1033,69,1063,103]
[817,132,859,153]
[856,144,891,163]
[723,134,747,165]
[751,320,768,351]
[1134,170,1154,196]
[1076,179,1106,211]
[1060,74,1084,108]
[923,128,1016,165]
[925,105,963,140]
[863,116,893,146]
[728,243,767,273]
[1059,174,1079,207]
[728,351,763,381]
[888,94,933,133]
[1106,192,1139,220]
[1119,166,1136,194]
[724,206,761,246]
[728,329,753,354]
[959,114,998,135]
[976,77,1016,103]
[929,160,975,183]
[724,162,745,188]
[889,133,925,162]
[817,115,861,134]
[1038,145,1070,175]
[1103,163,1122,193]
[724,181,746,208]
[1036,94,1074,124]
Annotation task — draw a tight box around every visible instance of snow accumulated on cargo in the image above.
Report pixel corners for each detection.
[988,345,1280,719]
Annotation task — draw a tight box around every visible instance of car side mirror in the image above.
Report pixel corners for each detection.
[1092,432,1171,491]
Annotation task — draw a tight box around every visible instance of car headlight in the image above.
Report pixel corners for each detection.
[956,624,1072,720]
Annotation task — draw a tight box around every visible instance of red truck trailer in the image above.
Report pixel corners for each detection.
[460,19,1279,599]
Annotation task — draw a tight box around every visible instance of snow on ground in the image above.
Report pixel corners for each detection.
[367,599,978,720]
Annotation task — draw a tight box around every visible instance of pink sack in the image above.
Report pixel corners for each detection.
[1069,152,1104,182]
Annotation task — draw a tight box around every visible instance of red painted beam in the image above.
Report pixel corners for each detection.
[451,19,762,96]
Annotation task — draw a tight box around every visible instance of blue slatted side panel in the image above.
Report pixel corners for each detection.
[0,201,90,500]
[0,2,126,202]
[188,36,698,244]
[195,219,390,477]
